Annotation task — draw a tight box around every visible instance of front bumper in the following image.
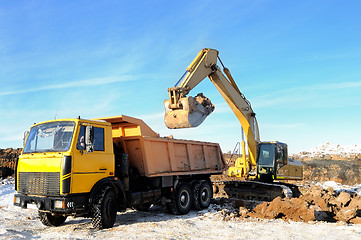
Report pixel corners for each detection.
[14,193,89,216]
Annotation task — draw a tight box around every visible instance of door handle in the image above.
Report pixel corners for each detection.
[99,168,107,171]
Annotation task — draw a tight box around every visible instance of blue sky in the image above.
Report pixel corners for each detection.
[0,0,360,153]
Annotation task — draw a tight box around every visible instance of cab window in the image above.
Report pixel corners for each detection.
[76,126,86,150]
[275,144,287,170]
[94,127,104,151]
[76,125,104,151]
[258,144,275,166]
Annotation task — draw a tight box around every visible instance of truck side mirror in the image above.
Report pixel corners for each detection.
[85,125,94,153]
[23,131,29,146]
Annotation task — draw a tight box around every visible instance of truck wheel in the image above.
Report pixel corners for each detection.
[192,181,202,210]
[91,186,118,229]
[197,180,212,209]
[166,183,193,215]
[39,211,67,227]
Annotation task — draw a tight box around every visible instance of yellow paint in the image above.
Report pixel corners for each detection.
[18,118,115,195]
[124,126,140,136]
[71,120,114,194]
[17,154,62,173]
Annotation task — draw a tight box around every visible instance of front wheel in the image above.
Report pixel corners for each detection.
[39,211,67,227]
[91,186,118,229]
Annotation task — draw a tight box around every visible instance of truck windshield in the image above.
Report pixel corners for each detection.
[23,121,75,153]
[257,144,275,167]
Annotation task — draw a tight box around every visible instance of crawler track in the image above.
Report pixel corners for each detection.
[212,180,300,201]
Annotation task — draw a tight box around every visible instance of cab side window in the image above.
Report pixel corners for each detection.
[77,125,104,151]
[94,127,104,151]
[276,144,287,170]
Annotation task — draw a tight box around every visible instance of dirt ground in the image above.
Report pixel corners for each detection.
[1,148,361,224]
[216,184,361,224]
[1,180,361,240]
[302,159,361,185]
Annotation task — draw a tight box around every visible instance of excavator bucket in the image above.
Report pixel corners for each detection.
[164,93,215,129]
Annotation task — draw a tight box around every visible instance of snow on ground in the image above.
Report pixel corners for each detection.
[317,181,361,195]
[0,179,361,240]
[298,142,361,158]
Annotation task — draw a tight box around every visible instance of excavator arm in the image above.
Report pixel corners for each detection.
[164,48,260,171]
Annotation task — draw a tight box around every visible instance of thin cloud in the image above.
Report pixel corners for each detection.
[0,132,24,143]
[318,81,361,90]
[138,112,164,120]
[0,75,137,97]
[252,80,361,108]
[262,123,305,129]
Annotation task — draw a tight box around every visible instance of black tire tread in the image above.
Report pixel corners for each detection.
[91,186,117,229]
[39,211,67,227]
[192,181,202,210]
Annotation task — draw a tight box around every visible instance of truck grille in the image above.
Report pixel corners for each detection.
[18,172,60,196]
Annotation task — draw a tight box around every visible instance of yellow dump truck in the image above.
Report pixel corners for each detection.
[14,115,226,229]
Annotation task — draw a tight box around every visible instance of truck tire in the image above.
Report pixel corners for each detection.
[38,211,67,227]
[192,181,202,210]
[197,180,212,209]
[166,183,193,215]
[91,186,118,229]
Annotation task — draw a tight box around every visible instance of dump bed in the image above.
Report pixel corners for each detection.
[97,115,226,177]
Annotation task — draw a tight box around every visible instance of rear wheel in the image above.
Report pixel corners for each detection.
[166,183,193,215]
[198,180,212,209]
[193,181,202,210]
[193,180,212,210]
[39,211,67,227]
[91,186,118,229]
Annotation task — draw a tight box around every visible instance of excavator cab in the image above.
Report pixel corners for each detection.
[257,142,288,182]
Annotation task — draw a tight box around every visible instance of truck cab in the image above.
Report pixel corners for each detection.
[15,118,115,214]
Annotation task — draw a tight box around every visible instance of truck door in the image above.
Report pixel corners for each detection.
[71,124,113,194]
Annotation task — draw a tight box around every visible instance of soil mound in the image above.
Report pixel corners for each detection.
[0,148,21,179]
[302,159,361,185]
[218,185,361,224]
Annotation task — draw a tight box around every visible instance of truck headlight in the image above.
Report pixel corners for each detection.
[54,200,65,209]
